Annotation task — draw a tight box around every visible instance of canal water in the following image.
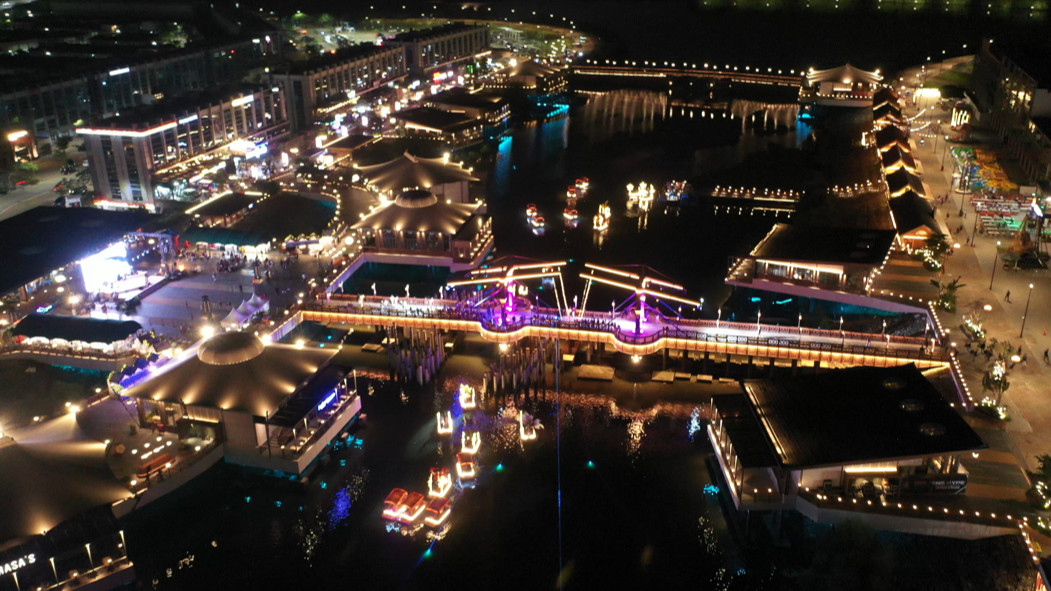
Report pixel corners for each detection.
[487,89,802,307]
[121,374,735,590]
[121,90,786,589]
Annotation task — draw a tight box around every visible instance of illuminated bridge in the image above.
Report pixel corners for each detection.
[571,64,802,87]
[291,295,947,371]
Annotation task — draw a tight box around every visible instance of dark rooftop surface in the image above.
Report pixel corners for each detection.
[391,23,481,43]
[743,364,986,469]
[356,152,477,194]
[425,88,507,110]
[890,192,942,236]
[0,416,128,549]
[0,207,158,297]
[711,393,778,469]
[750,223,896,265]
[887,168,926,195]
[231,193,337,240]
[283,43,402,75]
[268,364,347,428]
[12,314,142,344]
[122,340,335,417]
[395,107,477,131]
[92,84,270,128]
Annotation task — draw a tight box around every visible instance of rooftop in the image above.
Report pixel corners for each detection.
[283,42,403,76]
[425,88,508,111]
[12,314,143,344]
[395,107,478,132]
[122,334,336,417]
[750,223,896,266]
[806,63,882,86]
[890,191,944,236]
[356,152,477,194]
[742,364,985,469]
[0,206,158,297]
[353,190,480,235]
[87,84,272,129]
[391,23,483,43]
[0,415,129,549]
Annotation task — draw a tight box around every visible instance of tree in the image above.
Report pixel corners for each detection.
[931,276,965,312]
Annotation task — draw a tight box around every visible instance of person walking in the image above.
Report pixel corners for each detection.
[1043,348,1049,364]
[1004,290,1012,303]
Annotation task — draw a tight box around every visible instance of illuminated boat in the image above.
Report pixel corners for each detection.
[529,215,546,230]
[436,411,454,435]
[399,491,427,523]
[461,430,481,454]
[383,488,409,520]
[563,207,578,221]
[525,203,538,218]
[593,203,611,232]
[566,186,578,200]
[458,383,477,410]
[575,177,590,192]
[456,453,476,480]
[428,467,452,498]
[424,497,453,527]
[663,180,689,202]
[519,413,537,442]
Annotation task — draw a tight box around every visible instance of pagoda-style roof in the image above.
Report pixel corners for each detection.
[886,169,926,197]
[356,152,478,195]
[352,190,481,236]
[890,191,945,237]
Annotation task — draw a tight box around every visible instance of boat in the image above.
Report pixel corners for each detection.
[529,215,546,230]
[525,203,538,218]
[563,207,578,221]
[399,491,427,523]
[519,413,537,441]
[593,203,611,232]
[428,467,452,498]
[382,488,409,520]
[663,180,690,202]
[458,383,477,410]
[566,186,578,200]
[461,430,481,454]
[436,410,453,435]
[575,177,590,192]
[456,453,476,479]
[424,497,453,527]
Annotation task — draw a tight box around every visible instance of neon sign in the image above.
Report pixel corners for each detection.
[1,554,36,575]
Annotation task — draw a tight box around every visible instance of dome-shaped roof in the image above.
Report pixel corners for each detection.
[197,332,265,365]
[394,189,438,208]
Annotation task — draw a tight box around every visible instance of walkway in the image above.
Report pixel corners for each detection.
[298,294,947,369]
[902,60,1051,473]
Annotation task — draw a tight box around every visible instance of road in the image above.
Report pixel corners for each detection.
[0,151,87,222]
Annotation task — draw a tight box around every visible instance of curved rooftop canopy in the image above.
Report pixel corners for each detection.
[123,333,336,417]
[353,190,480,235]
[356,152,478,195]
[197,331,265,365]
[806,63,882,86]
[0,414,129,549]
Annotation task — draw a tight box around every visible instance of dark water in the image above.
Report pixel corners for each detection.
[485,89,798,306]
[121,375,730,590]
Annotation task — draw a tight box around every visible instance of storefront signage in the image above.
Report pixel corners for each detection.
[1,554,36,575]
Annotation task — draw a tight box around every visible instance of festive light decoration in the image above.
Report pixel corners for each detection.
[458,383,477,410]
[593,203,611,232]
[456,453,476,479]
[519,413,537,441]
[461,430,481,454]
[436,411,454,435]
[427,468,452,498]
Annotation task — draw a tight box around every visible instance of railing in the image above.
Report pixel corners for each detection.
[305,298,944,361]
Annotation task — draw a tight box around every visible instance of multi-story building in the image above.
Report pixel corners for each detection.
[273,43,408,131]
[78,84,288,209]
[0,37,272,146]
[971,38,1051,184]
[389,23,489,75]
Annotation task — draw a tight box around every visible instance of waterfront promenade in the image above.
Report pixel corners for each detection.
[905,62,1051,473]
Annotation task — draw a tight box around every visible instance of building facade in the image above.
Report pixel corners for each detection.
[273,44,408,131]
[971,39,1051,184]
[79,85,287,209]
[390,24,489,75]
[0,38,269,145]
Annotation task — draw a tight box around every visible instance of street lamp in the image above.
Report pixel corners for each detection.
[797,313,803,334]
[989,241,1002,290]
[1020,283,1034,338]
[941,136,950,171]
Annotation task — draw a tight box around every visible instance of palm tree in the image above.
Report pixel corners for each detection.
[930,276,966,312]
